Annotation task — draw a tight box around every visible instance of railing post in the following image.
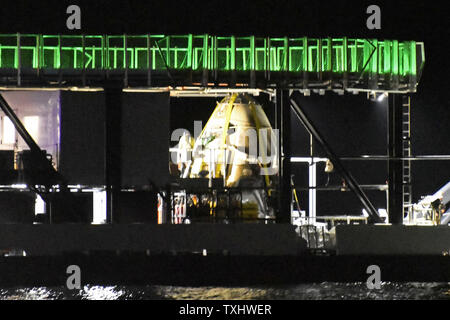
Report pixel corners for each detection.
[250,36,256,87]
[124,34,128,87]
[17,33,21,86]
[343,37,348,89]
[147,34,152,87]
[302,37,308,89]
[82,34,86,86]
[202,34,208,86]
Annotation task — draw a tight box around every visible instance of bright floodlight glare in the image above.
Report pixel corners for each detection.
[377,92,387,102]
[3,116,16,144]
[11,184,27,189]
[35,194,45,215]
[92,190,107,224]
[23,116,39,141]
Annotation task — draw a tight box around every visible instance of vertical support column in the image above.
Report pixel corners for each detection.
[388,93,404,224]
[104,83,123,224]
[276,89,291,223]
[308,160,317,223]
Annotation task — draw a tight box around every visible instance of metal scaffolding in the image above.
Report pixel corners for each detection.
[0,34,424,91]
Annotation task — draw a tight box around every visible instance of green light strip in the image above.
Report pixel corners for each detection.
[0,34,423,78]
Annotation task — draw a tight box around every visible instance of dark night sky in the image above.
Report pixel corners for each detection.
[0,0,448,212]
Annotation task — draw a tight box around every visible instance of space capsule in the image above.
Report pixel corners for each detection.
[177,93,278,219]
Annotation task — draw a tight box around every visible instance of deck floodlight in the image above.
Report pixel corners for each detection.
[377,92,388,102]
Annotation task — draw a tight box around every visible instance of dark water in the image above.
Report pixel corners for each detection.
[1,283,450,300]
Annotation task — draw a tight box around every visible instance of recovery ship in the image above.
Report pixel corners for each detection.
[0,33,449,286]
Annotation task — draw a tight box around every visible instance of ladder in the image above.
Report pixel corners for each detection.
[402,96,412,218]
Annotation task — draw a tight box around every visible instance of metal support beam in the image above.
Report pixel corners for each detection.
[275,89,291,223]
[387,93,404,224]
[290,95,382,224]
[104,84,123,224]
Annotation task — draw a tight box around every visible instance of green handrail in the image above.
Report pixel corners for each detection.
[0,34,424,80]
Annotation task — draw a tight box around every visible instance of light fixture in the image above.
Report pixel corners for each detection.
[377,92,388,102]
[368,91,388,102]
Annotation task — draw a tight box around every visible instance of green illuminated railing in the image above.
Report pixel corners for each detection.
[0,34,425,88]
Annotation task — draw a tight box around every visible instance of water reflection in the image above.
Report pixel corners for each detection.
[1,283,450,300]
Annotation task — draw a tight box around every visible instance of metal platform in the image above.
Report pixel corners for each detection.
[335,224,450,255]
[0,223,305,256]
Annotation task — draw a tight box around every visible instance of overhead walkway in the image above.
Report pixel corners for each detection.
[0,34,424,91]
